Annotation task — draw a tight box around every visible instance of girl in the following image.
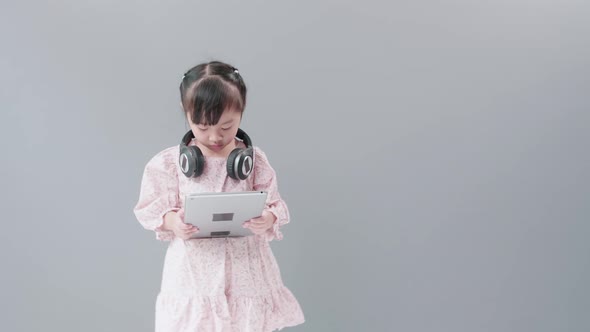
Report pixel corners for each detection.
[133,61,305,332]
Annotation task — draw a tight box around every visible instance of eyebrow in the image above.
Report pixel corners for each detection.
[197,119,234,127]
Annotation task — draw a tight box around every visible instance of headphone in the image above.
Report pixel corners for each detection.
[179,128,254,180]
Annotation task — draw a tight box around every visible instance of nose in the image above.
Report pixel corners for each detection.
[210,132,223,143]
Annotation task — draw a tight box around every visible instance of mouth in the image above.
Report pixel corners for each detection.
[208,144,223,151]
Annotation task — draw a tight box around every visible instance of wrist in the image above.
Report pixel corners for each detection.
[265,209,277,225]
[162,211,177,230]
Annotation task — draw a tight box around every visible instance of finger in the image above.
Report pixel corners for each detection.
[185,226,198,233]
[185,224,198,230]
[249,223,269,230]
[246,221,266,228]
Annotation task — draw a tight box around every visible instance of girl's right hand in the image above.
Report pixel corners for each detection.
[163,210,199,240]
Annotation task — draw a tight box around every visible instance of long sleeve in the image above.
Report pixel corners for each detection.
[133,147,180,241]
[252,147,291,241]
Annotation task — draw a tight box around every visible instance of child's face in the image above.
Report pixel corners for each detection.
[187,107,243,156]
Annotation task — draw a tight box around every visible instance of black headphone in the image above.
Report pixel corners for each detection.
[179,128,254,180]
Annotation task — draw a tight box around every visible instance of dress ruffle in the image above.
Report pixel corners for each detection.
[156,286,305,332]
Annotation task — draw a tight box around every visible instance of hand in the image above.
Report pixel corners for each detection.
[163,210,199,240]
[243,209,276,235]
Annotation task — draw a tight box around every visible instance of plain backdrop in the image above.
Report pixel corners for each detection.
[1,1,589,331]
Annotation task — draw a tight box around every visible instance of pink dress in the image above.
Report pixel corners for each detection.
[133,139,305,332]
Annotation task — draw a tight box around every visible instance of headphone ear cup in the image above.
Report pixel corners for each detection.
[227,148,254,180]
[191,146,205,177]
[226,148,241,180]
[241,148,254,179]
[190,146,205,177]
[179,146,205,177]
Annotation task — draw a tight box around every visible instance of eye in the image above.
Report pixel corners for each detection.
[197,126,208,131]
[221,127,231,131]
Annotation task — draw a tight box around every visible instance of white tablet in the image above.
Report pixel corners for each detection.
[184,191,268,239]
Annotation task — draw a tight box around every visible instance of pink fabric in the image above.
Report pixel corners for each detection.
[133,140,304,331]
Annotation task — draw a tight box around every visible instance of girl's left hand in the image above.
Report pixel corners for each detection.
[244,209,276,235]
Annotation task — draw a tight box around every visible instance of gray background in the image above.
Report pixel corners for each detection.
[1,1,589,331]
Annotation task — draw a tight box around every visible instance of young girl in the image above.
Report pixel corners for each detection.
[133,61,305,332]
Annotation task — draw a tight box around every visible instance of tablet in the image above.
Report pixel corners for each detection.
[184,191,268,239]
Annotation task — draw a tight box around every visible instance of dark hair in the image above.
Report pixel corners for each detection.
[180,61,247,126]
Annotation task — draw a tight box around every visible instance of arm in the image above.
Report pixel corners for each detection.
[133,148,182,241]
[251,147,291,241]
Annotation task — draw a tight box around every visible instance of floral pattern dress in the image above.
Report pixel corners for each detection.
[133,138,305,332]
